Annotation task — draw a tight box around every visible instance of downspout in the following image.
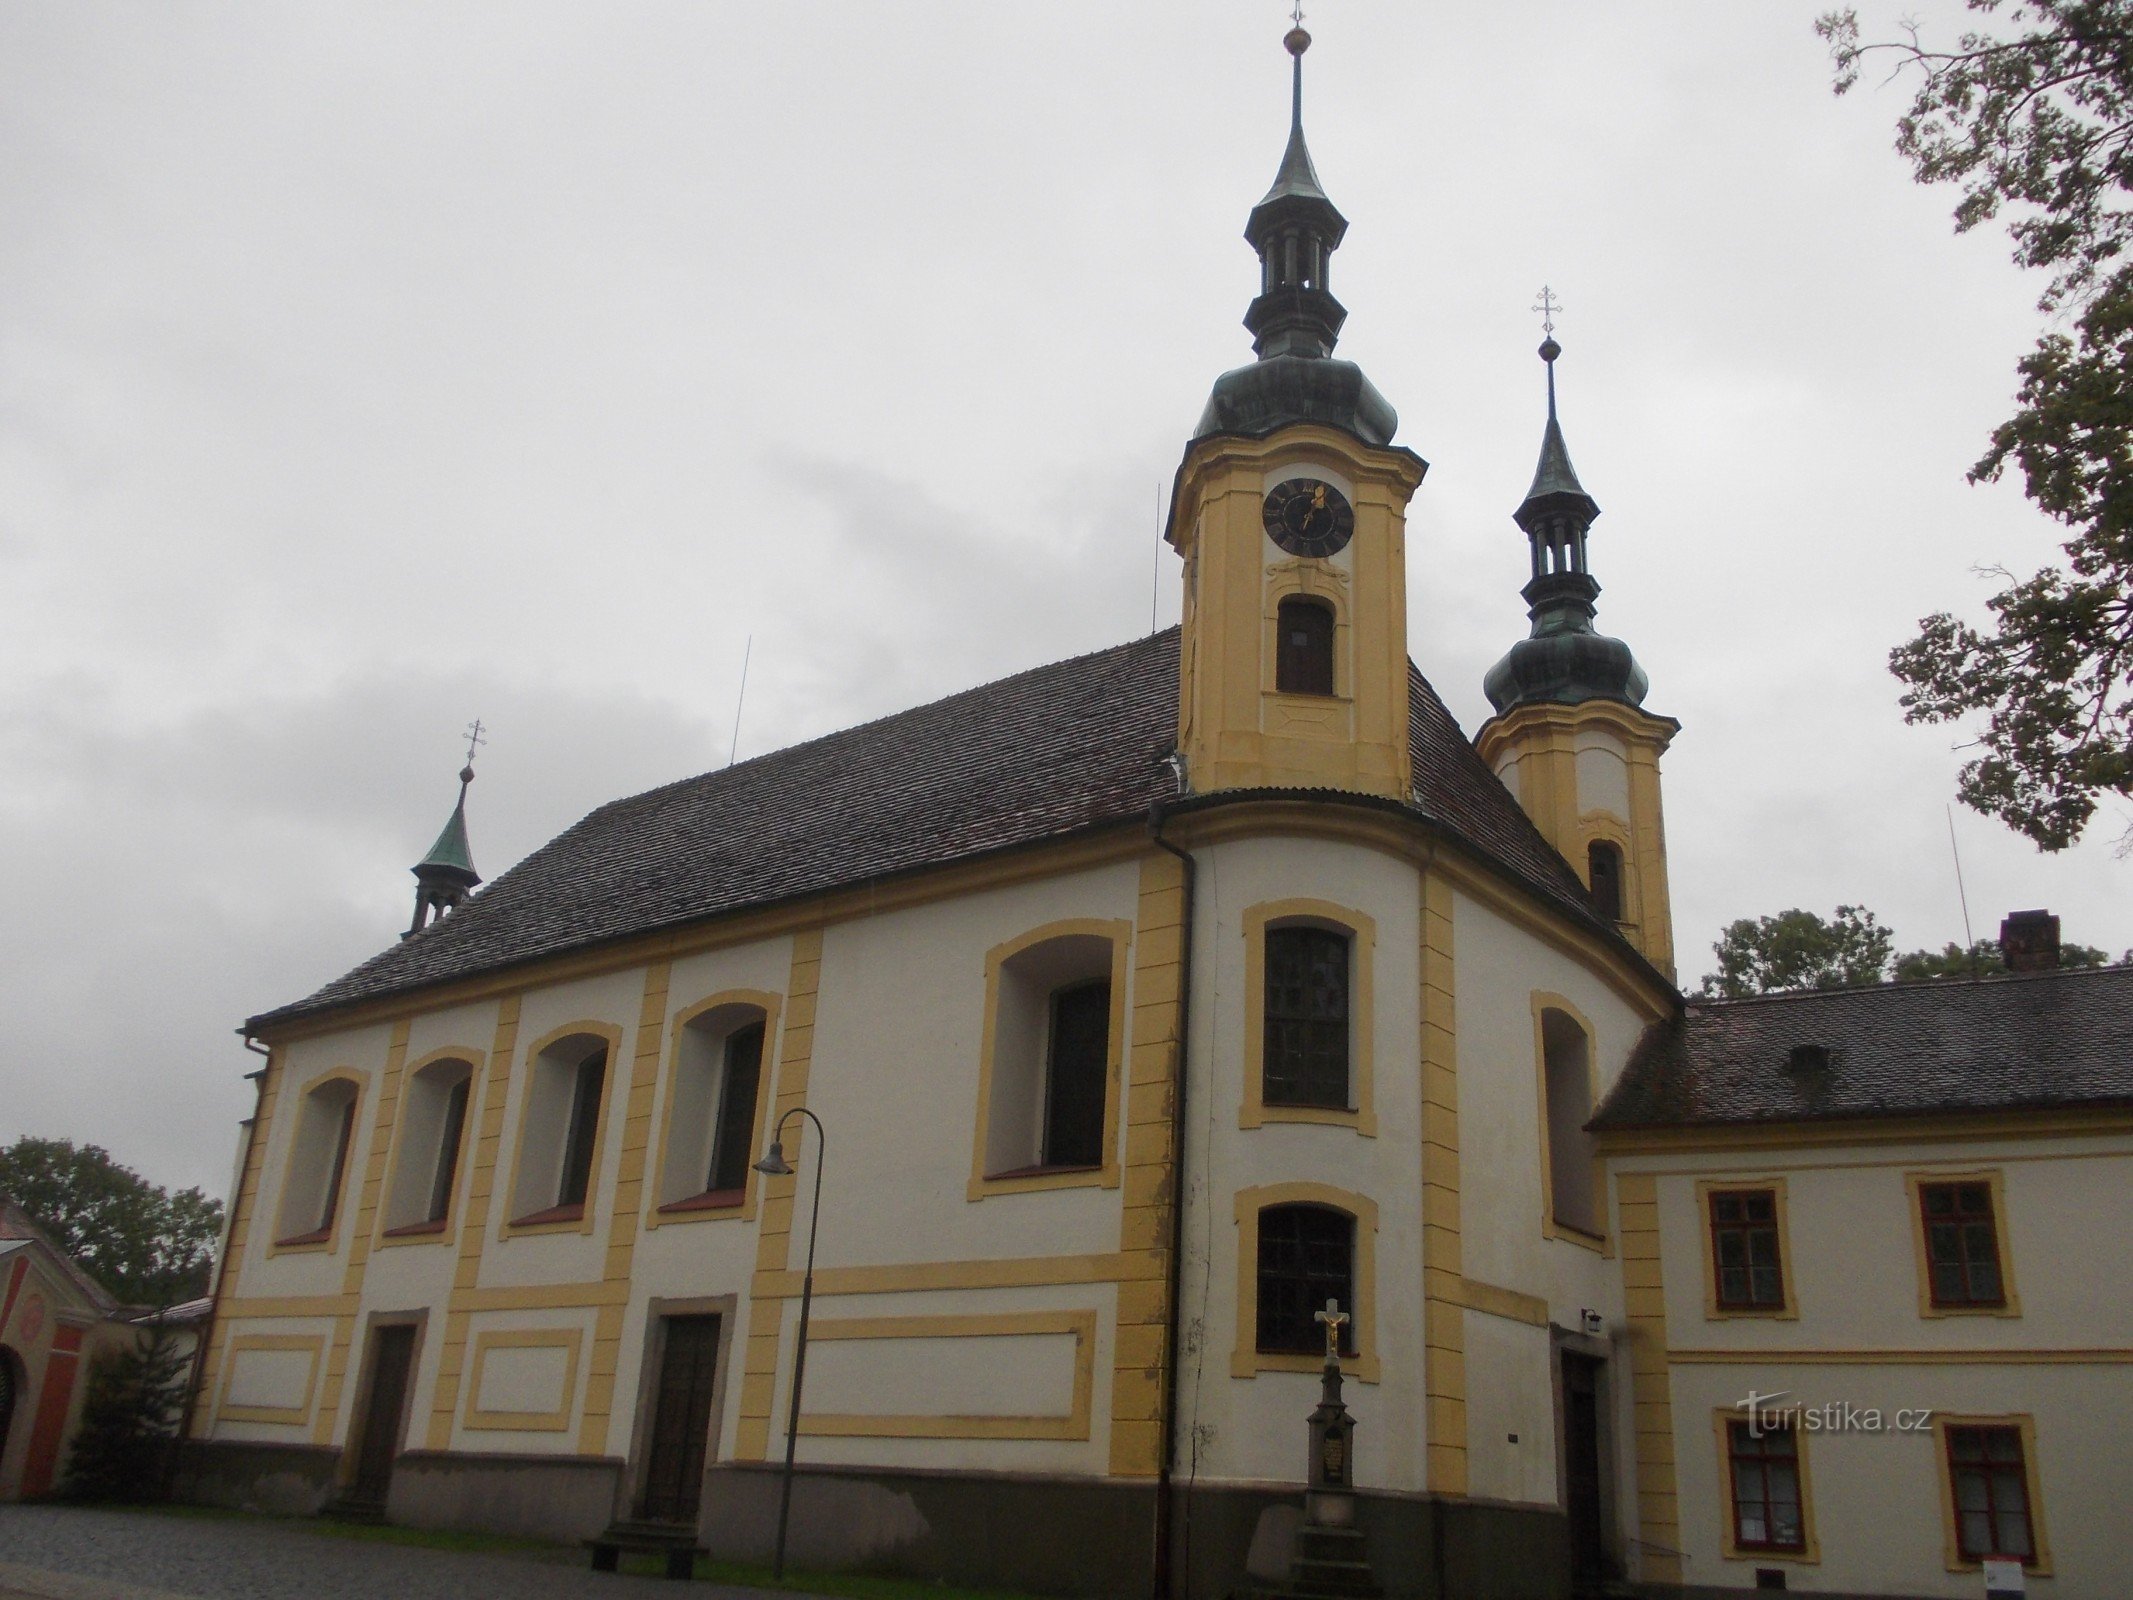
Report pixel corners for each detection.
[1147,800,1197,1600]
[173,1033,271,1491]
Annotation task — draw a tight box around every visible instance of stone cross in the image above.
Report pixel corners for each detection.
[1314,1298,1349,1363]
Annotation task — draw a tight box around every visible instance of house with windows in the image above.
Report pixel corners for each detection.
[179,24,2131,1600]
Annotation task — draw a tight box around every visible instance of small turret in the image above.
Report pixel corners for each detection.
[407,756,481,939]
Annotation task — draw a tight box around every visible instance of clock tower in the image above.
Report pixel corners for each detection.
[1168,23,1427,801]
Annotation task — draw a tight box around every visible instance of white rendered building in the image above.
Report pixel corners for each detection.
[183,29,2133,1600]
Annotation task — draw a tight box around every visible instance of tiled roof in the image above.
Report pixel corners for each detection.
[1594,965,2133,1131]
[253,629,1620,1030]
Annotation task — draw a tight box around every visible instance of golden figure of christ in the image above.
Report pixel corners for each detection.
[1314,1298,1349,1363]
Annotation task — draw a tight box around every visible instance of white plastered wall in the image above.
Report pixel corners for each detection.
[1633,1137,2133,1598]
[1169,833,1426,1492]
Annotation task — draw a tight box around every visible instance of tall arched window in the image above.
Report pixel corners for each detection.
[1587,840,1624,922]
[383,1057,476,1235]
[975,925,1125,1187]
[276,1075,361,1246]
[1275,598,1335,696]
[509,1031,614,1226]
[1540,1007,1600,1236]
[1256,1203,1356,1355]
[1264,924,1350,1109]
[658,1002,773,1213]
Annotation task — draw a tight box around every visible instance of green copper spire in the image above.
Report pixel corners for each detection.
[419,768,479,877]
[1195,20,1397,445]
[1484,328,1648,714]
[406,750,483,938]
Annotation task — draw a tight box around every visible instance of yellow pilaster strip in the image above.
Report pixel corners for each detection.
[311,1017,410,1446]
[193,1049,285,1436]
[1108,853,1187,1477]
[1618,1171,1681,1584]
[1418,867,1467,1494]
[736,928,824,1461]
[425,993,522,1449]
[575,960,671,1455]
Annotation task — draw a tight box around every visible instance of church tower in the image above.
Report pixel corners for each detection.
[1168,24,1427,801]
[1475,333,1679,977]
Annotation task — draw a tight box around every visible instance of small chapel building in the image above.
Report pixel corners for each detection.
[184,26,2133,1600]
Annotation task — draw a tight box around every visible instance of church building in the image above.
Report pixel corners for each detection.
[182,25,2132,1600]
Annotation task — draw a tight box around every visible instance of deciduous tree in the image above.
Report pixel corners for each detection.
[1698,905,1894,997]
[0,1138,221,1307]
[1820,2,2133,848]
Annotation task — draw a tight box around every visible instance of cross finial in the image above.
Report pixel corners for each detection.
[462,718,487,770]
[1290,1,1305,26]
[1314,1298,1350,1362]
[1533,285,1562,338]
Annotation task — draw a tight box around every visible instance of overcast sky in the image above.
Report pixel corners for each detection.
[4,2,2128,1199]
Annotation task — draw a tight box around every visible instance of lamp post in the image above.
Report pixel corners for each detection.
[753,1106,826,1582]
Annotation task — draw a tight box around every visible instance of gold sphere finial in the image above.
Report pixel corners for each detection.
[1284,24,1311,56]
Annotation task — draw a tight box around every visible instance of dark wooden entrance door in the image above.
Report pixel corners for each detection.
[350,1324,416,1505]
[1562,1352,1606,1596]
[637,1314,722,1524]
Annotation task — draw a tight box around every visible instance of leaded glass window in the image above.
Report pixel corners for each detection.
[1265,926,1349,1109]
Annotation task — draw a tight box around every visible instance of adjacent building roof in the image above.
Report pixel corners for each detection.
[1595,965,2133,1132]
[0,1198,117,1315]
[251,628,1619,1031]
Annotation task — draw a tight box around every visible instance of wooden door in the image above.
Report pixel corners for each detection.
[350,1325,416,1504]
[1561,1352,1606,1596]
[637,1315,722,1524]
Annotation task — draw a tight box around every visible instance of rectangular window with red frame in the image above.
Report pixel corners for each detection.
[1946,1424,2036,1563]
[1709,1189,1785,1310]
[1920,1181,2005,1308]
[1726,1419,1806,1553]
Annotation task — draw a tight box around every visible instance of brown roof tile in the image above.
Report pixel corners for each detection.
[251,629,1624,1030]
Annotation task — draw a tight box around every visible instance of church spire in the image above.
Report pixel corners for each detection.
[1484,322,1647,714]
[1243,24,1348,360]
[406,725,485,939]
[1194,18,1396,444]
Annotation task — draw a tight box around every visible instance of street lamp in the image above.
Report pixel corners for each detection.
[753,1106,826,1582]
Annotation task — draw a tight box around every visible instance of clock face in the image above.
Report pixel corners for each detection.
[1263,477,1355,558]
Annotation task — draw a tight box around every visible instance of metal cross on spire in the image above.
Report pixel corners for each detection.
[1290,0,1305,25]
[462,718,488,771]
[1532,285,1563,338]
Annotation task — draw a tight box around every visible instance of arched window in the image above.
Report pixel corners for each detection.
[383,1057,476,1235]
[509,1031,613,1226]
[1540,1007,1600,1236]
[1264,924,1350,1109]
[975,925,1125,1187]
[658,1002,773,1213]
[1256,1203,1356,1356]
[1275,598,1335,696]
[276,1075,361,1246]
[1587,840,1624,922]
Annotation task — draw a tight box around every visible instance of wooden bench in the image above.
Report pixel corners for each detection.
[584,1522,707,1580]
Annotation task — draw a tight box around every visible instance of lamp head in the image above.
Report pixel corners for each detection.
[753,1139,793,1177]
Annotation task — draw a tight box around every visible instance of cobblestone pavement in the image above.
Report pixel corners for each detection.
[0,1506,816,1600]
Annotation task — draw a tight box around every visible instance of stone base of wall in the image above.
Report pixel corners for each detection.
[698,1463,1571,1600]
[386,1449,624,1543]
[173,1440,340,1518]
